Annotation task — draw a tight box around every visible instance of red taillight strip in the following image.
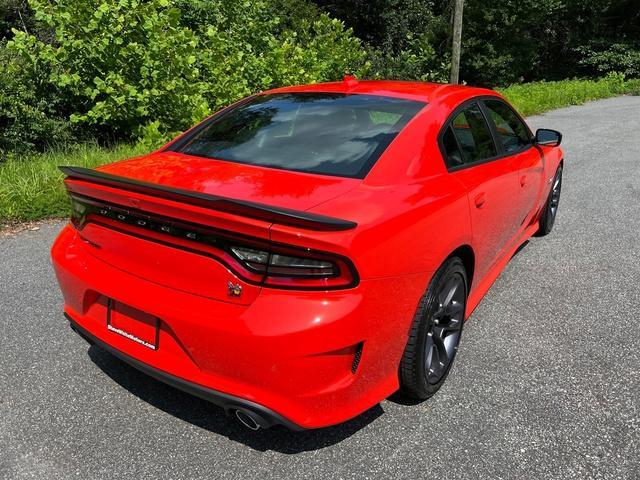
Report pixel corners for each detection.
[69,194,359,290]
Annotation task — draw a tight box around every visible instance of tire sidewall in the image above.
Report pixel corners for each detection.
[540,165,563,235]
[413,258,468,398]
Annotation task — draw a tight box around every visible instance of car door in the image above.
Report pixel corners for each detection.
[482,99,545,230]
[441,101,521,281]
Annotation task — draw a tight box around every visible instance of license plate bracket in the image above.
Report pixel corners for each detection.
[107,299,159,350]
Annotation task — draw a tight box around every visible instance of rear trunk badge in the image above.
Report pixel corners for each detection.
[228,281,243,297]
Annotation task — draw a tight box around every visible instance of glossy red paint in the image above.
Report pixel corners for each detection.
[51,80,563,429]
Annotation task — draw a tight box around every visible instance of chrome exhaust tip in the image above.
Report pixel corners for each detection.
[234,409,262,430]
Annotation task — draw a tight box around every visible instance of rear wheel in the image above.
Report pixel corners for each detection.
[399,257,467,399]
[537,166,562,236]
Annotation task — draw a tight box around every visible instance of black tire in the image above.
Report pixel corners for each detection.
[536,165,562,236]
[399,257,467,400]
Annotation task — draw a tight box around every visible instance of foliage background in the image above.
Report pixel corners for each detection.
[0,0,639,157]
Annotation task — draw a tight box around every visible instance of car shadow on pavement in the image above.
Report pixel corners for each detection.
[87,345,383,452]
[512,240,530,258]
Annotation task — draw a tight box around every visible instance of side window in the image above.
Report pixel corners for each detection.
[442,126,463,167]
[448,103,497,166]
[483,99,531,153]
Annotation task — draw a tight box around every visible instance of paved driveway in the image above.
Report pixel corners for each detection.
[1,96,639,479]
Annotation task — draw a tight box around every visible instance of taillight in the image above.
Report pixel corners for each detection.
[229,244,356,288]
[68,193,358,290]
[230,246,335,276]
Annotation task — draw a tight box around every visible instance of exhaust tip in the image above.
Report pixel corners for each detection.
[235,409,262,430]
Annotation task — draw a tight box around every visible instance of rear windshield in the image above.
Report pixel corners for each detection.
[176,93,426,178]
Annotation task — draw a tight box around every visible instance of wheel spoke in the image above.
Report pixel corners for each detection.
[424,333,434,366]
[424,272,466,384]
[443,331,460,358]
[432,332,449,363]
[427,343,443,379]
[438,277,459,307]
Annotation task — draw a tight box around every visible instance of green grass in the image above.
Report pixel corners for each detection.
[0,143,145,223]
[1,75,639,224]
[499,75,640,116]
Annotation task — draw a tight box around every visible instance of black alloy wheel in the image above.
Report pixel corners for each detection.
[400,257,467,399]
[537,165,563,236]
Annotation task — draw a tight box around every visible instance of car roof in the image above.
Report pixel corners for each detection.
[263,79,498,104]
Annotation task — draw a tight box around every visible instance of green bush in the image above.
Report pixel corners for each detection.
[365,33,449,82]
[578,43,640,78]
[626,79,640,96]
[316,0,448,82]
[3,0,364,151]
[0,46,75,155]
[8,0,208,142]
[174,0,365,111]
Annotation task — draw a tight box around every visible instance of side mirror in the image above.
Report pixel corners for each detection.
[535,128,562,147]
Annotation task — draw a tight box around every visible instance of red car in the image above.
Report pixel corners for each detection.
[52,78,563,430]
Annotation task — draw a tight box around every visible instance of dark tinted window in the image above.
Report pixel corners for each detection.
[483,100,531,153]
[178,93,425,178]
[450,103,497,164]
[442,126,464,168]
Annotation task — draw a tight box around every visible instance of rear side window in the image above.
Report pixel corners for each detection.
[442,127,464,168]
[483,99,531,153]
[448,103,497,166]
[177,93,425,178]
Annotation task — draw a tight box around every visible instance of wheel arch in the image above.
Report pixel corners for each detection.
[445,245,475,293]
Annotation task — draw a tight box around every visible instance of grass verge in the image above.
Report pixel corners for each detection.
[0,143,145,224]
[499,74,640,116]
[1,75,639,224]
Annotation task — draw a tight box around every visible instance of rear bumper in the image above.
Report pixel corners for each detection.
[52,224,429,428]
[67,315,302,430]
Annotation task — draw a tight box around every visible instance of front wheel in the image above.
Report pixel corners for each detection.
[399,257,467,400]
[537,165,562,236]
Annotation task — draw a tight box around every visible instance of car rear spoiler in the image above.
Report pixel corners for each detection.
[59,166,357,231]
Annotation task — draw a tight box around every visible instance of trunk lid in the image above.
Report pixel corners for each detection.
[98,151,360,212]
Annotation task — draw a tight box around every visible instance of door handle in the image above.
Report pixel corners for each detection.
[474,192,486,208]
[520,175,527,187]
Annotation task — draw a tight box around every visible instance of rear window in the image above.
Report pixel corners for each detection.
[176,93,425,178]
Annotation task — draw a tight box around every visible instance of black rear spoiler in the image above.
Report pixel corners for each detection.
[59,166,357,231]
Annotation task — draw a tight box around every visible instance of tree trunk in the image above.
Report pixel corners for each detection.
[450,0,464,84]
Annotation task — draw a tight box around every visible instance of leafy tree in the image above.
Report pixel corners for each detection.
[315,0,449,80]
[3,0,364,149]
[1,0,35,41]
[176,0,364,111]
[8,0,206,142]
[317,0,441,54]
[2,0,640,156]
[0,46,75,153]
[316,0,640,85]
[578,43,640,77]
[457,0,565,85]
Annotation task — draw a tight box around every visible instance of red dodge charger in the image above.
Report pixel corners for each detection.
[52,78,563,430]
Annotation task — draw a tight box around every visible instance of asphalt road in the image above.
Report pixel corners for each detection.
[1,96,639,480]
